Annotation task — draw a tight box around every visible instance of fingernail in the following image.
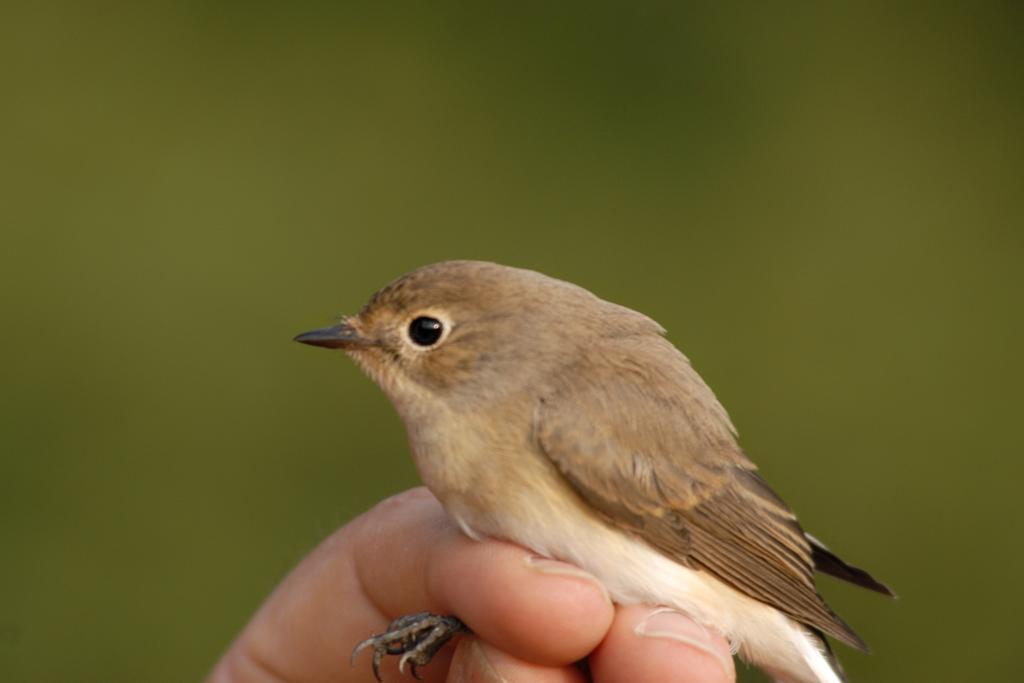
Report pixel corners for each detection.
[633,608,733,677]
[524,555,613,606]
[450,638,507,683]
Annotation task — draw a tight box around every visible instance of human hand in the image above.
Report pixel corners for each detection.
[207,487,735,683]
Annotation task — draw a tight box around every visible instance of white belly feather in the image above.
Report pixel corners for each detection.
[448,485,843,683]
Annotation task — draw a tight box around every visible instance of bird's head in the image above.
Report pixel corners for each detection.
[295,260,663,410]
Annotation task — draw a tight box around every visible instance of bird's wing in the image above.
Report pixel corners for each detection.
[533,338,866,650]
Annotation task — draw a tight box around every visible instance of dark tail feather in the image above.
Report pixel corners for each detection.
[807,534,896,597]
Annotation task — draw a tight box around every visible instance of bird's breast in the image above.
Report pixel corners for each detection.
[399,397,575,540]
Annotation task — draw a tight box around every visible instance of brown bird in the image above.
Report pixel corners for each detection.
[295,260,893,683]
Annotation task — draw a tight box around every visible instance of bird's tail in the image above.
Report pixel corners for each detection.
[758,620,846,683]
[776,624,847,683]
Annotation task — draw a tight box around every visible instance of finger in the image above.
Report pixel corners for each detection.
[208,487,615,683]
[446,637,585,683]
[352,488,615,666]
[209,491,454,683]
[589,605,735,683]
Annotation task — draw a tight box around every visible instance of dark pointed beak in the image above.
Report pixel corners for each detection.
[293,322,369,349]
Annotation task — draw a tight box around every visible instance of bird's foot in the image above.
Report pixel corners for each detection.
[352,611,467,681]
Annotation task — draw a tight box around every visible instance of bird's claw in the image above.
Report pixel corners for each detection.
[351,611,467,681]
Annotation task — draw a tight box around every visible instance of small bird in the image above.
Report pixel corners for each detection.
[295,260,893,683]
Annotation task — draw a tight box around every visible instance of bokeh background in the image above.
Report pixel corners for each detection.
[2,3,1021,682]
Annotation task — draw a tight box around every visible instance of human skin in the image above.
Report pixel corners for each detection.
[206,487,735,683]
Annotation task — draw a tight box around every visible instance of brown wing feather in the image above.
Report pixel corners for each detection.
[534,337,867,650]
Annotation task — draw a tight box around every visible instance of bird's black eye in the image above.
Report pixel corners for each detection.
[408,316,444,346]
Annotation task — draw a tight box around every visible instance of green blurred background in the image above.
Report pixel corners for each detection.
[1,2,1021,681]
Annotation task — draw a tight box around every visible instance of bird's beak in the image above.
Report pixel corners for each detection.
[293,321,371,350]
